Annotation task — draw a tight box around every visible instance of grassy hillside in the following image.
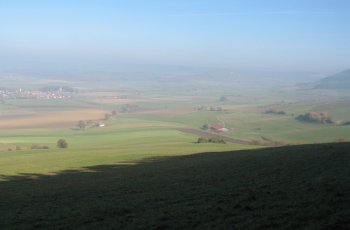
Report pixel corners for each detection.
[1,143,349,229]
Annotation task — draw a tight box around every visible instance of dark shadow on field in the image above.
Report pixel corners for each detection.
[0,143,350,229]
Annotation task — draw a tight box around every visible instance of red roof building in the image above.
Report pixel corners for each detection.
[210,123,225,131]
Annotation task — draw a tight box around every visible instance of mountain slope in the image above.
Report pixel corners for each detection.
[316,69,350,89]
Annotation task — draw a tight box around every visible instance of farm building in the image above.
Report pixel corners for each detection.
[210,123,228,132]
[93,122,105,128]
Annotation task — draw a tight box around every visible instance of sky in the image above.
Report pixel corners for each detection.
[1,0,350,74]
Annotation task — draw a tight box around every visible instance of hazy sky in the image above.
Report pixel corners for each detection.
[1,0,350,74]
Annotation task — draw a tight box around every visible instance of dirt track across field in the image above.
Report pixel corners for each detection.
[176,128,254,145]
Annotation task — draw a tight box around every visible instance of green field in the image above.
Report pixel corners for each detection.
[0,116,255,178]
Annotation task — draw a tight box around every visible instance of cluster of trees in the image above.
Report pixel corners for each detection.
[197,137,226,144]
[296,112,336,124]
[76,110,118,130]
[264,109,286,115]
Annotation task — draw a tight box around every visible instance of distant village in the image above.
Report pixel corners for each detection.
[0,87,73,100]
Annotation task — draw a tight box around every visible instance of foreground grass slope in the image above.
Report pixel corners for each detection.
[1,143,349,229]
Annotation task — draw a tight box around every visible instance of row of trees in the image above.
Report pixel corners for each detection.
[264,109,286,115]
[8,139,68,151]
[197,137,226,144]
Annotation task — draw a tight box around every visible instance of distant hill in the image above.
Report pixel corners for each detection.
[315,68,350,89]
[0,143,349,229]
[1,66,320,88]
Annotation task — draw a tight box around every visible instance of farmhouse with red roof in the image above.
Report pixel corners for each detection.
[210,123,228,132]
